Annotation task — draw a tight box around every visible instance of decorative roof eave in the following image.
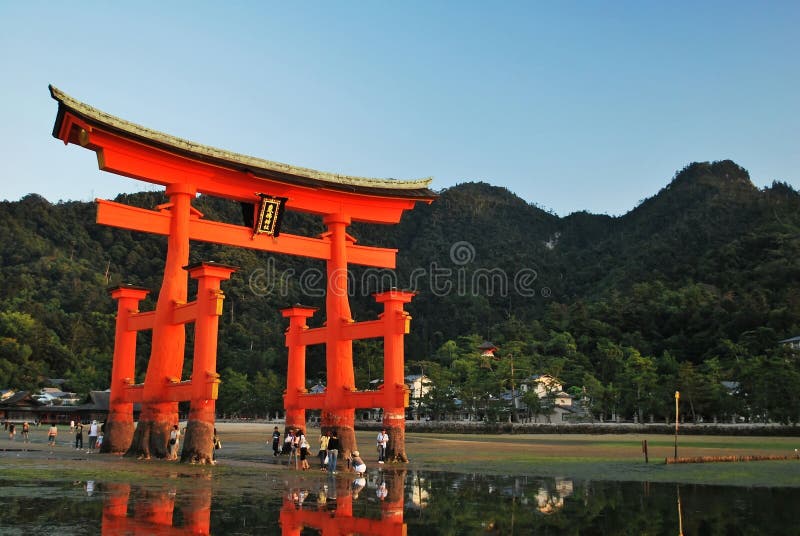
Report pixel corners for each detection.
[49,85,436,200]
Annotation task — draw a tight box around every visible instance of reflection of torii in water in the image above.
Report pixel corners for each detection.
[280,470,407,536]
[101,471,407,535]
[101,479,212,535]
[49,86,435,463]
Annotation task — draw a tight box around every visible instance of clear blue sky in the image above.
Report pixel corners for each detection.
[1,1,797,216]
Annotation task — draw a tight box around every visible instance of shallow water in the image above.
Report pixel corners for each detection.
[0,469,797,535]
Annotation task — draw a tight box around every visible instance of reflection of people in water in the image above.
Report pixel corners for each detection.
[317,485,328,507]
[351,477,366,499]
[279,470,407,534]
[289,488,309,507]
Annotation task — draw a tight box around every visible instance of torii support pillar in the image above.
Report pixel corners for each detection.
[281,305,318,437]
[103,285,149,454]
[181,262,237,464]
[376,290,416,463]
[320,213,356,453]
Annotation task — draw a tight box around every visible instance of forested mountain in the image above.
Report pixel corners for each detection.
[1,160,799,422]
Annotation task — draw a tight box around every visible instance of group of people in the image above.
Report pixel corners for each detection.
[289,476,388,509]
[15,419,221,461]
[4,419,103,451]
[72,420,102,452]
[40,420,102,452]
[274,427,314,470]
[4,421,31,443]
[271,426,389,476]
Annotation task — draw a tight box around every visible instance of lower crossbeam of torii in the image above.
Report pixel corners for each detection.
[49,86,435,463]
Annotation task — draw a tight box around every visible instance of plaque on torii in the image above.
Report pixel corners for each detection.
[50,86,435,464]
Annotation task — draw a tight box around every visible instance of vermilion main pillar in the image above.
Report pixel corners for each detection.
[321,213,357,455]
[127,183,194,459]
[376,290,416,462]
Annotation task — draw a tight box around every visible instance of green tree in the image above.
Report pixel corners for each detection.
[620,348,658,422]
[217,368,253,417]
[418,362,457,420]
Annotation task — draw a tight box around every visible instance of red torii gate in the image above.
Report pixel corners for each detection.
[49,86,435,463]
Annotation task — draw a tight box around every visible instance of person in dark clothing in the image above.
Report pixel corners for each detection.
[74,422,84,449]
[326,430,340,473]
[271,426,281,456]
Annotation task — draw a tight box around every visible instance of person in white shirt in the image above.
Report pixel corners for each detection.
[87,420,99,451]
[376,429,389,463]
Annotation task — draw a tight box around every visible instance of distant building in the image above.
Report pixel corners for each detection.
[778,336,800,350]
[478,341,498,358]
[405,374,432,401]
[0,391,44,422]
[721,381,740,394]
[34,387,81,406]
[553,390,573,407]
[405,374,432,420]
[0,389,138,424]
[520,374,563,398]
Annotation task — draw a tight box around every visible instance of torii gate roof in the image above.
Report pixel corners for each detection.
[50,85,436,201]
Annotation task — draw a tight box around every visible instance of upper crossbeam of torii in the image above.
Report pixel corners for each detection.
[50,85,435,463]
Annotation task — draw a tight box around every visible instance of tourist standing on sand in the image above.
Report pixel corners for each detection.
[281,429,292,466]
[88,420,99,451]
[318,431,329,471]
[284,429,295,457]
[21,422,30,443]
[48,424,57,449]
[74,422,84,450]
[271,426,281,456]
[168,425,180,460]
[212,427,219,464]
[8,422,15,441]
[326,430,340,473]
[376,429,389,464]
[298,429,310,470]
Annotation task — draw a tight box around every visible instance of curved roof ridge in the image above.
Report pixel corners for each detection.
[50,85,434,192]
